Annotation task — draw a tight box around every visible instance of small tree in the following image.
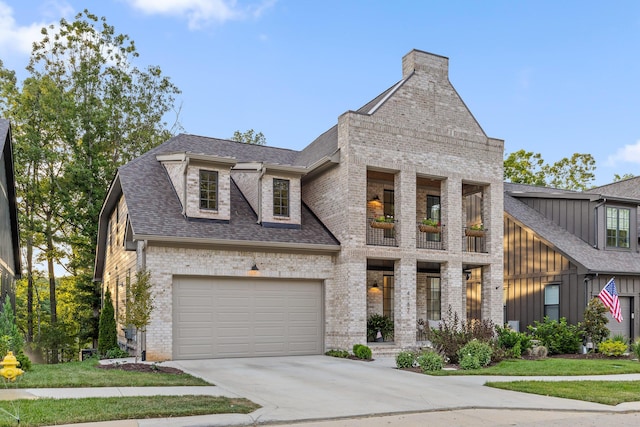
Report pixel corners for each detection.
[582,298,610,349]
[97,288,117,356]
[121,270,154,361]
[0,296,22,355]
[231,129,266,145]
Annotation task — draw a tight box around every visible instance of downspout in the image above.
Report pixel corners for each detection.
[258,165,266,223]
[182,158,190,216]
[593,198,606,248]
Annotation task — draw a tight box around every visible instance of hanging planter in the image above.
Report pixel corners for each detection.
[465,228,486,237]
[370,216,394,229]
[419,224,441,233]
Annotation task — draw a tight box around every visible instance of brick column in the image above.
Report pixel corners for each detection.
[394,256,417,346]
[395,168,416,249]
[441,261,465,320]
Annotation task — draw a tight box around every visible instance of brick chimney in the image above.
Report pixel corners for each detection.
[402,49,449,80]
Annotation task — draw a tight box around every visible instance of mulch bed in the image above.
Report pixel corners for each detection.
[98,363,185,374]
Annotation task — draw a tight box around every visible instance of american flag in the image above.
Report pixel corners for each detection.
[598,278,623,323]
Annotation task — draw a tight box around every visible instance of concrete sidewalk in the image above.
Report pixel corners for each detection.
[2,356,640,427]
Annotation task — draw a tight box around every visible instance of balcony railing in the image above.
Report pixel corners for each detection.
[416,223,445,250]
[367,218,397,246]
[463,228,487,253]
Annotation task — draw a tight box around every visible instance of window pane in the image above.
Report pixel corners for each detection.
[427,277,441,321]
[544,305,559,321]
[544,284,559,305]
[199,170,218,210]
[273,179,289,217]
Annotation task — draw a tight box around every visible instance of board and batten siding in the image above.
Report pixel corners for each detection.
[517,197,594,245]
[503,216,584,330]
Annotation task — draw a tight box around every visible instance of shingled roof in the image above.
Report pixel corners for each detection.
[504,189,640,275]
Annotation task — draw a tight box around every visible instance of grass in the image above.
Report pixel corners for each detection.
[12,359,210,387]
[486,380,640,405]
[0,359,260,426]
[0,395,259,427]
[427,357,640,376]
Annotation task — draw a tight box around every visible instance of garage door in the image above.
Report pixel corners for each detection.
[173,277,323,359]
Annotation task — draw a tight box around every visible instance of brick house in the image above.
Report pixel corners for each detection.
[504,180,640,340]
[0,119,20,305]
[94,49,505,360]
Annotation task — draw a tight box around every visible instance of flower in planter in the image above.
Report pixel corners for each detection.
[469,222,484,231]
[374,215,394,223]
[421,218,440,227]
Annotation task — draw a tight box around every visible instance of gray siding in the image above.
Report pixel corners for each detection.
[518,197,594,245]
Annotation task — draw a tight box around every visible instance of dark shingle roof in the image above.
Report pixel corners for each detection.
[504,193,640,275]
[117,134,339,247]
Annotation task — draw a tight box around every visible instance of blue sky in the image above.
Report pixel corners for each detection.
[2,0,640,186]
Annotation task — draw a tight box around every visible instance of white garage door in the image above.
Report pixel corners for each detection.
[173,277,323,359]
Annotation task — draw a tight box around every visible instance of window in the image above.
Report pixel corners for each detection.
[427,195,441,242]
[427,277,441,320]
[273,178,289,217]
[383,275,394,320]
[384,189,395,238]
[606,207,630,248]
[199,170,218,210]
[544,284,560,321]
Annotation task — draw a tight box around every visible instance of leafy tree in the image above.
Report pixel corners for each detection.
[581,298,610,348]
[504,150,596,191]
[97,288,117,355]
[613,173,635,182]
[1,10,182,351]
[0,295,23,355]
[120,270,154,361]
[231,129,266,145]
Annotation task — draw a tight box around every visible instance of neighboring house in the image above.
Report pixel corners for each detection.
[0,119,20,305]
[504,181,640,340]
[94,49,505,361]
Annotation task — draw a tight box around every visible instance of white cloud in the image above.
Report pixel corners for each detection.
[0,1,48,58]
[129,0,275,30]
[605,140,640,166]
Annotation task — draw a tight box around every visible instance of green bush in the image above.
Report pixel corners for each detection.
[366,314,394,342]
[598,339,627,357]
[98,289,118,356]
[631,340,640,360]
[325,349,350,358]
[352,344,372,360]
[416,350,444,372]
[496,325,532,358]
[528,317,582,355]
[428,306,496,364]
[581,298,610,347]
[395,351,416,368]
[103,347,129,359]
[458,339,492,370]
[15,350,32,371]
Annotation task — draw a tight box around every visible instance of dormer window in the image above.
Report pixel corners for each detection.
[199,170,218,210]
[273,178,290,217]
[606,207,630,248]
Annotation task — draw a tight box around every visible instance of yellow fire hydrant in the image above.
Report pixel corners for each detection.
[0,351,24,382]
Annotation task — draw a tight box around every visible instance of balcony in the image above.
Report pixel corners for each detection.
[416,223,445,250]
[463,227,487,253]
[367,218,397,247]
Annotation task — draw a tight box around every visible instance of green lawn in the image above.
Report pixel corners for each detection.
[0,359,260,426]
[13,359,210,387]
[424,357,640,406]
[428,357,640,376]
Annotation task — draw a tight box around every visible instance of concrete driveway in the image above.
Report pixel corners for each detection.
[164,355,640,426]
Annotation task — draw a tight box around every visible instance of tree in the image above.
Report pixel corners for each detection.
[97,288,117,355]
[504,150,596,191]
[231,129,266,145]
[0,10,182,351]
[613,173,635,182]
[120,270,154,361]
[581,298,610,348]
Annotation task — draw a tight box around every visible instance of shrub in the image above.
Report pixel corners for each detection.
[103,347,129,359]
[395,351,416,368]
[416,350,444,372]
[611,334,628,344]
[325,349,350,358]
[598,339,627,357]
[458,339,492,370]
[631,340,640,360]
[98,289,118,356]
[428,306,496,363]
[581,298,610,347]
[352,344,372,360]
[15,350,32,371]
[528,317,582,355]
[367,314,394,342]
[496,325,532,358]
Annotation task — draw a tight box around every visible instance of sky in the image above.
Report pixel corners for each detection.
[1,0,640,186]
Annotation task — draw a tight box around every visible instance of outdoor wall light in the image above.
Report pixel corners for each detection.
[463,269,471,281]
[248,263,260,277]
[371,281,379,289]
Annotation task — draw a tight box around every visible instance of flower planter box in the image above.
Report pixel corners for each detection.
[465,229,486,237]
[370,221,394,230]
[419,224,441,233]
